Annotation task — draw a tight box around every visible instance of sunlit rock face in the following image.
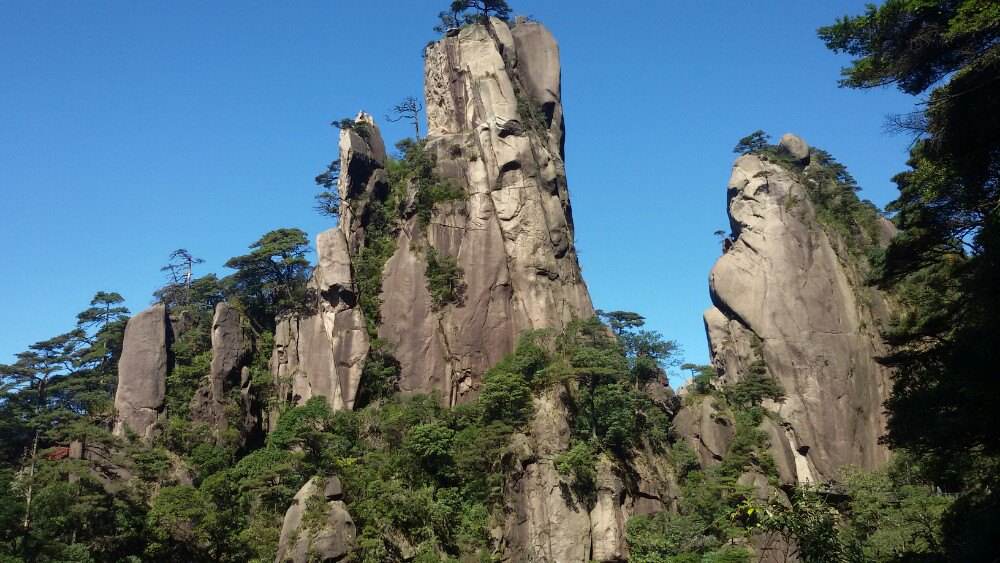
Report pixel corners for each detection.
[378,18,592,404]
[113,304,171,440]
[269,115,380,414]
[278,18,593,413]
[703,136,894,483]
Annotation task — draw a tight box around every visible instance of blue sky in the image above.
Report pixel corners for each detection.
[1,1,916,386]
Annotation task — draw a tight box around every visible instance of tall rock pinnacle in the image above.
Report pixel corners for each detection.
[383,17,592,402]
[112,304,171,440]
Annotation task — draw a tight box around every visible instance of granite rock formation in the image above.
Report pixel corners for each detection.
[271,190,372,412]
[190,302,255,439]
[381,18,593,403]
[275,476,356,563]
[113,304,171,440]
[501,387,677,562]
[276,17,592,410]
[701,135,894,482]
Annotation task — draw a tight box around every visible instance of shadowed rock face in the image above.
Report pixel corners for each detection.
[113,304,171,440]
[702,137,893,482]
[190,302,252,439]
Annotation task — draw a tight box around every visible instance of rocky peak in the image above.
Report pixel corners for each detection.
[379,18,591,403]
[701,134,893,482]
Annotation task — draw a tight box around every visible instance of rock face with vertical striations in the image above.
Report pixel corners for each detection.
[270,125,377,413]
[113,304,171,440]
[380,17,592,404]
[701,135,894,483]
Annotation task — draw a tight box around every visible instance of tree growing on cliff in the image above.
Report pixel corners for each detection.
[733,130,770,155]
[158,249,205,307]
[313,159,341,219]
[386,96,422,139]
[223,228,311,328]
[435,0,512,32]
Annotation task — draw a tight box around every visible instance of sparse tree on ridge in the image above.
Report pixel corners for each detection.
[435,0,512,32]
[160,249,204,306]
[386,96,423,140]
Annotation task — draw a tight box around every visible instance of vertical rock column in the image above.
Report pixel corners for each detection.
[269,114,379,412]
[113,304,171,440]
[190,302,253,439]
[375,18,593,404]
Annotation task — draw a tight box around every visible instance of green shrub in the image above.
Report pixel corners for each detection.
[354,338,402,407]
[478,369,532,427]
[405,421,455,470]
[425,247,465,308]
[555,440,597,496]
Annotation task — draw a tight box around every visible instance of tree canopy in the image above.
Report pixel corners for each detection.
[820,1,1000,558]
[223,228,312,328]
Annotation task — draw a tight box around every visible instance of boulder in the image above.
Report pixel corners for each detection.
[275,477,356,563]
[778,133,809,162]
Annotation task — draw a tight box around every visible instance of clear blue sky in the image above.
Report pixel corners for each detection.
[1,1,915,386]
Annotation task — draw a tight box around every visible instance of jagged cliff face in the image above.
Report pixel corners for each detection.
[701,135,894,482]
[272,18,592,411]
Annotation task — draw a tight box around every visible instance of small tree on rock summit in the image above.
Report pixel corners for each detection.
[435,0,512,32]
[733,130,770,155]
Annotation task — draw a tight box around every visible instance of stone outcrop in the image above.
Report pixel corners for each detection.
[702,135,893,482]
[277,18,592,410]
[113,304,171,440]
[190,302,252,437]
[275,476,356,563]
[271,149,376,410]
[672,397,734,468]
[501,387,677,562]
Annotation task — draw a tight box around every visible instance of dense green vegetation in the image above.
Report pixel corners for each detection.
[629,353,954,563]
[623,347,778,562]
[819,0,1000,558]
[346,135,465,333]
[0,226,314,562]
